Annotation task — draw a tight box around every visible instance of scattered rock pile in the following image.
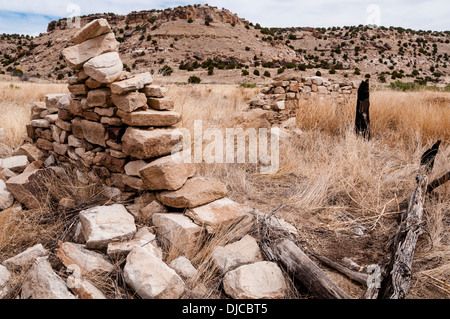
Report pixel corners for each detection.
[0,19,297,300]
[248,74,360,111]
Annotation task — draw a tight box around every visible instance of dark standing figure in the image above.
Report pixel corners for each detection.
[420,140,441,173]
[355,79,371,140]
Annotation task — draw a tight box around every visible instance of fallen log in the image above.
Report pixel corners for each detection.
[427,171,450,194]
[275,239,352,299]
[366,175,428,299]
[313,254,369,286]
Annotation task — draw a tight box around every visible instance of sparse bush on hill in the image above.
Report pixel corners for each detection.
[285,62,296,69]
[240,83,256,88]
[253,69,260,76]
[12,68,23,77]
[159,65,173,76]
[188,75,201,83]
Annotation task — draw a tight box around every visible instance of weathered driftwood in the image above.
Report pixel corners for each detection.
[366,175,428,299]
[313,254,369,286]
[427,171,450,194]
[420,140,440,173]
[275,239,351,299]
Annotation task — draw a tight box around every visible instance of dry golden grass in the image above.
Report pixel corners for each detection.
[169,84,449,298]
[0,81,448,299]
[0,166,107,260]
[167,83,259,130]
[0,81,68,148]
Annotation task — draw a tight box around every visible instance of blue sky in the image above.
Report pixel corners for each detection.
[0,1,449,36]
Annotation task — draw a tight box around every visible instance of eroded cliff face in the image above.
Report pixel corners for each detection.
[48,5,247,32]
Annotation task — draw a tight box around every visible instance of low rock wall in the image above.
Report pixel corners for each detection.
[249,75,360,111]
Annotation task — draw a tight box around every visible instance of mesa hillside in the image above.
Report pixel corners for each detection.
[1,4,449,87]
[0,6,449,301]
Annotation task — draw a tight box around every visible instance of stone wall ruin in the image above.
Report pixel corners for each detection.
[0,18,300,300]
[248,74,360,112]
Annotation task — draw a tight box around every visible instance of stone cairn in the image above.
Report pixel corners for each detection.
[0,19,296,299]
[248,74,360,112]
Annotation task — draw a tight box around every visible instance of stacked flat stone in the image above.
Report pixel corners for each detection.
[18,19,294,299]
[26,19,183,193]
[248,74,360,111]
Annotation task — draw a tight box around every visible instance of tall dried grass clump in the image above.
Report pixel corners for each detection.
[0,81,68,148]
[0,81,448,299]
[168,85,448,298]
[294,90,450,147]
[0,166,107,261]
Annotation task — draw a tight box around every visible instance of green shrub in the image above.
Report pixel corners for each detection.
[159,65,173,76]
[315,70,322,76]
[240,83,256,88]
[389,80,421,91]
[57,73,64,80]
[253,69,260,76]
[226,62,236,69]
[12,68,23,77]
[188,76,201,83]
[263,71,271,77]
[285,62,296,69]
[188,18,193,23]
[242,69,249,76]
[365,73,371,79]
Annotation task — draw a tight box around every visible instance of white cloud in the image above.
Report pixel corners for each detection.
[0,0,448,35]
